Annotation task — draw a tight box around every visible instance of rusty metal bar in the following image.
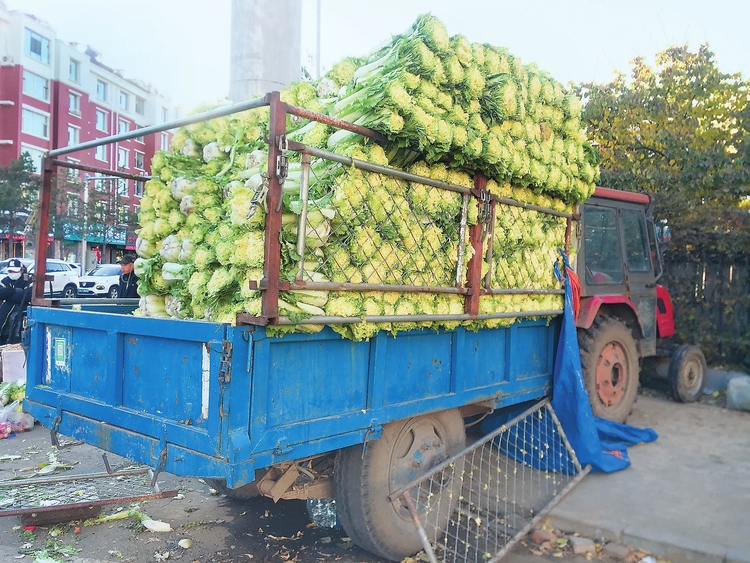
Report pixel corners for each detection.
[51,159,151,182]
[0,468,152,487]
[565,215,572,255]
[275,309,563,326]
[456,193,469,287]
[285,104,387,143]
[295,153,311,279]
[401,490,439,563]
[48,95,270,158]
[260,92,285,324]
[0,490,178,518]
[482,288,565,295]
[291,145,473,195]
[33,157,55,304]
[483,197,498,290]
[284,281,469,294]
[494,196,573,219]
[464,173,487,315]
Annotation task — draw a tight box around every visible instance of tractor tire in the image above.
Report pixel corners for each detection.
[578,315,640,423]
[204,478,259,500]
[668,345,707,403]
[333,409,465,561]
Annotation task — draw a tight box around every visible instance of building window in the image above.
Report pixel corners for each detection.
[21,107,49,139]
[67,193,79,217]
[66,165,79,182]
[135,97,145,115]
[160,133,169,151]
[24,28,50,63]
[117,147,129,169]
[134,180,144,197]
[161,107,168,122]
[118,119,129,134]
[95,145,107,162]
[119,91,128,111]
[95,109,108,132]
[69,59,80,82]
[133,204,140,215]
[116,180,128,197]
[22,70,49,102]
[20,146,45,173]
[118,204,129,224]
[134,151,145,170]
[134,133,145,143]
[69,92,81,116]
[67,125,80,146]
[96,79,107,101]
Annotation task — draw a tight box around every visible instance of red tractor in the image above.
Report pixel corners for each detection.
[575,187,707,422]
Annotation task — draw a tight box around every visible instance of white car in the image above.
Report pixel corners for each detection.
[28,259,81,298]
[0,258,80,298]
[77,264,122,298]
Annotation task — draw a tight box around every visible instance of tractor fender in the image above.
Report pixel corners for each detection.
[577,295,643,338]
[656,285,676,338]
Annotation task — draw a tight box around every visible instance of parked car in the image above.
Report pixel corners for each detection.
[28,260,80,298]
[0,258,79,298]
[77,264,122,298]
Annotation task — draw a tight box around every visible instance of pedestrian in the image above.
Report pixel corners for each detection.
[0,259,33,344]
[118,254,139,298]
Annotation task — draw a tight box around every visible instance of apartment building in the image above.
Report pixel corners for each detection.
[0,1,176,263]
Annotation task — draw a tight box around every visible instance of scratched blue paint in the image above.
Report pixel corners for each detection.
[122,334,204,421]
[24,307,560,488]
[381,331,453,406]
[264,336,369,427]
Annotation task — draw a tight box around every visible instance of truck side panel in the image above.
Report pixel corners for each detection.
[26,308,558,488]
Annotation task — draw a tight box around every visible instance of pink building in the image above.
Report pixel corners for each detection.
[0,2,176,265]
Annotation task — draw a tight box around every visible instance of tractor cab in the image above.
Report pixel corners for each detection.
[574,187,705,422]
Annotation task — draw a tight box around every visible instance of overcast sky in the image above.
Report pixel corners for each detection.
[9,0,750,111]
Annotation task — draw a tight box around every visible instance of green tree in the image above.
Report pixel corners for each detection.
[0,153,39,237]
[575,44,750,251]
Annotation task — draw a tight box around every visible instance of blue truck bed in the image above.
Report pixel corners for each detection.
[24,307,558,488]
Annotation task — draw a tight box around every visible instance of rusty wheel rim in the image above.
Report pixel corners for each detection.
[595,342,629,407]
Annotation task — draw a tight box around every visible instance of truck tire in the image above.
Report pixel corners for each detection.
[334,409,465,561]
[578,316,639,423]
[204,478,259,500]
[668,345,707,403]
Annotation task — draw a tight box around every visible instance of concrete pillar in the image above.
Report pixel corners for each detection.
[229,0,302,101]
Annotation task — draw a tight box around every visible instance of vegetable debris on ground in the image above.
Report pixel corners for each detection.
[132,14,597,338]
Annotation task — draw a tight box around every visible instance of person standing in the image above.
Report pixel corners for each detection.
[0,259,33,344]
[118,254,139,298]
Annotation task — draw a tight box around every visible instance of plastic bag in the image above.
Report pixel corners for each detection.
[0,400,33,430]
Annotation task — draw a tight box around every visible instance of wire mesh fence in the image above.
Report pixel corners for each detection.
[0,470,176,517]
[293,158,471,291]
[391,400,590,563]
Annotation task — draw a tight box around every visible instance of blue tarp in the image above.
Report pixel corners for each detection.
[482,255,657,473]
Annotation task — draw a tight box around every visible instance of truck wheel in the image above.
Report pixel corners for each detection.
[204,478,259,500]
[578,316,639,423]
[668,345,707,403]
[334,409,465,561]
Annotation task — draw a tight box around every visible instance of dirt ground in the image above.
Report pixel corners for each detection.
[0,398,671,563]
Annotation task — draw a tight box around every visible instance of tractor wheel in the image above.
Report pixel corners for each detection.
[204,478,259,500]
[668,345,707,403]
[578,316,640,423]
[334,409,465,561]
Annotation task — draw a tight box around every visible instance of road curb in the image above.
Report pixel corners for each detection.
[549,509,743,563]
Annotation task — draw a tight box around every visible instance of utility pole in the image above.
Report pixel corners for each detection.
[229,0,302,101]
